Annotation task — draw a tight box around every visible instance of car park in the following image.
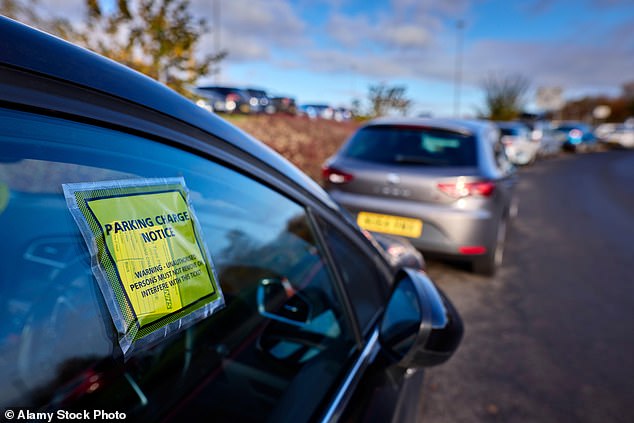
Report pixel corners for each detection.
[0,17,462,422]
[323,117,517,275]
[496,121,539,165]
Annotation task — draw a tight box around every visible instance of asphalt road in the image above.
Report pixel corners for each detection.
[420,149,634,423]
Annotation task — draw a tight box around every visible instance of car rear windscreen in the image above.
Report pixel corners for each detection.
[343,125,477,166]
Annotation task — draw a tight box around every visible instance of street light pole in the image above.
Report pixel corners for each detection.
[214,0,221,84]
[453,20,465,117]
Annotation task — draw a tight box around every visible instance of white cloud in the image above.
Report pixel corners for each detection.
[303,49,408,78]
[28,0,634,103]
[198,31,270,62]
[463,33,634,95]
[36,0,85,20]
[382,24,429,48]
[326,14,372,48]
[220,0,305,42]
[391,0,472,21]
[325,11,436,52]
[190,0,308,62]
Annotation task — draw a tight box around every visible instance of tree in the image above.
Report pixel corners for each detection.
[1,0,35,22]
[1,0,71,37]
[67,0,225,97]
[481,73,530,121]
[368,83,412,117]
[1,0,225,98]
[350,98,362,118]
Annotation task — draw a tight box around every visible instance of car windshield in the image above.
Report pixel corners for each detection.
[343,125,477,166]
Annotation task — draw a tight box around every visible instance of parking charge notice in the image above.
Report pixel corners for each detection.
[63,178,224,356]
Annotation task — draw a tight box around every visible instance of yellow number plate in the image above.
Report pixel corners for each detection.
[357,212,423,238]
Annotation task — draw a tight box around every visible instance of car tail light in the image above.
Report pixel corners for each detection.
[459,246,487,255]
[437,180,495,198]
[322,166,354,184]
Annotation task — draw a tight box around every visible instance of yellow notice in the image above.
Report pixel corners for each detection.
[87,190,218,329]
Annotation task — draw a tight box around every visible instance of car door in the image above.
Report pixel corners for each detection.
[0,104,391,422]
[312,216,426,422]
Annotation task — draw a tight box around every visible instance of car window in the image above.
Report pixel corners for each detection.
[343,125,477,166]
[0,108,357,422]
[317,218,389,332]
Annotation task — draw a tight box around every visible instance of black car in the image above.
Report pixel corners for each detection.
[196,85,252,114]
[271,95,298,115]
[245,88,275,114]
[0,17,462,422]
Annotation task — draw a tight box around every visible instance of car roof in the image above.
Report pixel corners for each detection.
[364,116,495,137]
[553,121,590,129]
[495,121,528,129]
[0,17,332,206]
[198,85,245,92]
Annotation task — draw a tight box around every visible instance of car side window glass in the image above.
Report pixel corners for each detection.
[317,218,389,332]
[0,108,356,422]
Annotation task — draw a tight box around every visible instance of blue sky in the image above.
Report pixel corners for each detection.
[41,0,634,117]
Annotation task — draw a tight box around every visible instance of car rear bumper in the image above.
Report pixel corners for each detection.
[330,191,500,258]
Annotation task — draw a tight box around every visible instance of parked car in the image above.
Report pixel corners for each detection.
[245,88,275,114]
[596,123,634,149]
[271,95,298,115]
[333,107,353,122]
[552,122,598,152]
[300,104,335,120]
[196,85,252,114]
[496,121,539,165]
[535,127,566,157]
[323,117,517,275]
[0,17,462,423]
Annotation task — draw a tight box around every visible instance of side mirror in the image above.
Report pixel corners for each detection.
[379,269,463,368]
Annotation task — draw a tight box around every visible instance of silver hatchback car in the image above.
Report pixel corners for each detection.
[323,117,517,275]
